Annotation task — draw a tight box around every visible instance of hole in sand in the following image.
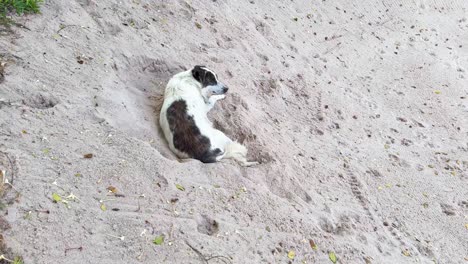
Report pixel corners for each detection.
[211,94,274,164]
[196,215,219,236]
[109,55,185,161]
[22,94,59,109]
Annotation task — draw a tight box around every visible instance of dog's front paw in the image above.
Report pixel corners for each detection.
[212,94,226,100]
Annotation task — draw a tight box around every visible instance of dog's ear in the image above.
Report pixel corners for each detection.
[192,65,206,83]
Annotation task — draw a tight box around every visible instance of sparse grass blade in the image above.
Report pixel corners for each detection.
[0,0,43,16]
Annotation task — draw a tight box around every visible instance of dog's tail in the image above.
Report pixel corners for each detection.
[223,142,259,167]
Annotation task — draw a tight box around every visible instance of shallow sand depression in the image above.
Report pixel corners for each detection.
[0,0,467,263]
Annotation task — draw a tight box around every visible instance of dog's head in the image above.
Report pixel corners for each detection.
[191,65,228,96]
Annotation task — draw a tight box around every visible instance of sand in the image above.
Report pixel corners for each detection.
[0,0,467,263]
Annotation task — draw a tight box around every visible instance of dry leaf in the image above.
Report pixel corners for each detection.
[83,153,93,159]
[107,186,117,193]
[309,239,318,250]
[402,250,410,256]
[195,22,202,29]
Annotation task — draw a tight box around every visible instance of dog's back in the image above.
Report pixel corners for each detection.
[164,99,222,163]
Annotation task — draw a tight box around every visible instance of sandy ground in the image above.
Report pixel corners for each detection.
[0,0,467,263]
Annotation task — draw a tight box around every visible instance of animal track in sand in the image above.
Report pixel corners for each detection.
[439,203,456,216]
[318,214,359,236]
[346,171,372,217]
[262,168,312,204]
[196,215,219,236]
[253,19,272,38]
[256,53,269,66]
[253,78,279,97]
[343,160,417,257]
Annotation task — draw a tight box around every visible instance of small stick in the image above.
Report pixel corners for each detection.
[64,246,83,255]
[206,255,232,264]
[185,241,208,264]
[185,241,232,264]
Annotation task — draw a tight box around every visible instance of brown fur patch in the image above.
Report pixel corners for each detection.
[166,100,221,163]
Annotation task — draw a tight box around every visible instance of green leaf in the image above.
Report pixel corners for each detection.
[287,250,295,259]
[13,256,23,264]
[100,203,107,211]
[329,251,337,263]
[153,235,164,245]
[52,193,62,202]
[175,184,185,191]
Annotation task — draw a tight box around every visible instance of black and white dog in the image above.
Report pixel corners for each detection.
[159,66,258,166]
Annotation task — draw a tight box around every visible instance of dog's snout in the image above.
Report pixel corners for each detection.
[222,86,229,93]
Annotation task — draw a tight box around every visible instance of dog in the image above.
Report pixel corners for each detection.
[159,65,258,166]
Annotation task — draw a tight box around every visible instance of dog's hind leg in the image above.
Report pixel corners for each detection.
[223,141,259,167]
[241,161,260,167]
